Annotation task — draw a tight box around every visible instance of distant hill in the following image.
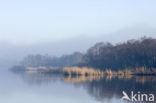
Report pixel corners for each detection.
[2,25,156,68]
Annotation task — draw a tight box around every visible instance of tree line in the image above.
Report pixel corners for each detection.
[20,37,156,71]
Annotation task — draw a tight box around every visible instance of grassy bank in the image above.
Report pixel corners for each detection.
[62,67,156,76]
[11,65,156,76]
[10,66,156,83]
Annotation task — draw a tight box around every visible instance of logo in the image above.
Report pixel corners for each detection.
[122,91,155,102]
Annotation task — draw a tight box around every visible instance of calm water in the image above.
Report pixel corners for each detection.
[0,69,156,103]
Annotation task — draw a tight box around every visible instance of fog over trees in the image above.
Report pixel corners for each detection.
[82,37,156,70]
[20,37,156,71]
[21,52,83,67]
[1,25,156,68]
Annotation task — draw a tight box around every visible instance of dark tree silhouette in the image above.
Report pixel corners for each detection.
[20,37,156,71]
[82,37,156,70]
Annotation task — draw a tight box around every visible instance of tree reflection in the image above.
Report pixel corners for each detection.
[10,70,156,103]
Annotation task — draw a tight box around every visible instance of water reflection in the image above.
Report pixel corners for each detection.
[11,70,61,86]
[10,70,156,103]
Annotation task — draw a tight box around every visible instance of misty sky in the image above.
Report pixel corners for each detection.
[0,0,156,44]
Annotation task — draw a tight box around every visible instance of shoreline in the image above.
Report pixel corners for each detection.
[10,66,156,76]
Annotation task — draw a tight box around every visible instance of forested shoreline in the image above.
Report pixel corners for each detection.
[11,37,156,75]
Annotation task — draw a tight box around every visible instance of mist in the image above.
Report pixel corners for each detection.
[0,25,156,68]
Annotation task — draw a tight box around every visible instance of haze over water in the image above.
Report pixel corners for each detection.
[0,68,155,103]
[0,0,156,103]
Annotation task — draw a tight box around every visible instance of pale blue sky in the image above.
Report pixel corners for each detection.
[0,0,156,44]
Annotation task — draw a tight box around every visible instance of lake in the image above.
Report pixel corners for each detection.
[0,68,156,103]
